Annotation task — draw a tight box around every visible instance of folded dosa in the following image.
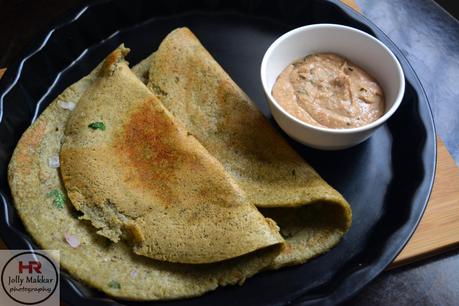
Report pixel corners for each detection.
[7,47,282,300]
[143,28,352,267]
[59,47,283,264]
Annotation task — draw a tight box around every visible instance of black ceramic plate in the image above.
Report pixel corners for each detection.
[0,0,436,305]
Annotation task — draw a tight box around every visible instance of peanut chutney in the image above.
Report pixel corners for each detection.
[272,53,385,129]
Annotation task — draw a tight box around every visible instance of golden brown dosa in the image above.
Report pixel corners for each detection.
[59,46,283,264]
[143,28,352,267]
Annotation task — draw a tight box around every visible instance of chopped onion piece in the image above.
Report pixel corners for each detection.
[130,270,138,279]
[64,233,80,248]
[48,156,60,168]
[58,100,76,111]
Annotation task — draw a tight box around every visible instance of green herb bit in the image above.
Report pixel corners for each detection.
[88,122,106,130]
[108,280,121,289]
[151,84,168,97]
[47,189,66,209]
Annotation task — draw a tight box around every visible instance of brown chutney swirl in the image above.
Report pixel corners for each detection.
[272,53,385,129]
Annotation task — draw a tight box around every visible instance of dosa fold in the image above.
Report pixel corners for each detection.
[142,28,352,267]
[60,47,283,264]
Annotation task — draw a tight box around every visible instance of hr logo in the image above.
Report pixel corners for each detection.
[0,250,59,305]
[19,261,42,274]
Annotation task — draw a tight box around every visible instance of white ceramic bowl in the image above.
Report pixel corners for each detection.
[260,24,405,150]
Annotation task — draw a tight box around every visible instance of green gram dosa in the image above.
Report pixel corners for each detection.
[7,47,283,300]
[140,28,352,268]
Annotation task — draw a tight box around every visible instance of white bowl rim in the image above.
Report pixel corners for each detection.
[260,23,405,134]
